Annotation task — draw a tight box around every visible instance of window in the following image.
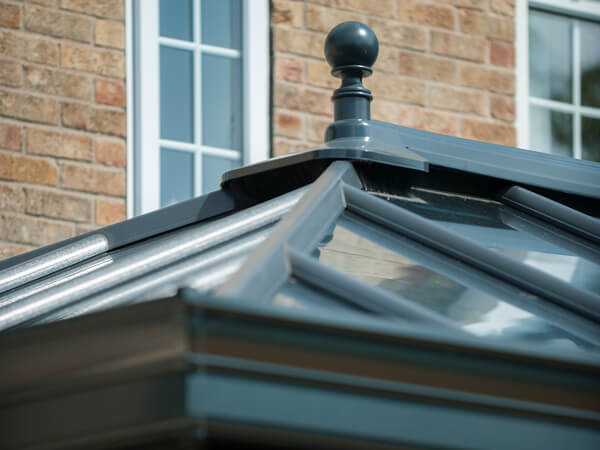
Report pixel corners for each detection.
[127,0,269,215]
[517,0,600,162]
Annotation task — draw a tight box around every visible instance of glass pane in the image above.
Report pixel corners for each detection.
[202,54,242,150]
[160,46,194,143]
[317,213,585,348]
[201,0,241,49]
[582,116,600,162]
[529,106,572,157]
[273,279,360,314]
[377,188,600,296]
[580,20,600,108]
[160,148,194,207]
[529,10,572,103]
[202,155,240,193]
[159,0,193,41]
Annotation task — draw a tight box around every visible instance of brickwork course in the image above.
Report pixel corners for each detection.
[1,0,516,260]
[0,0,126,260]
[272,0,516,156]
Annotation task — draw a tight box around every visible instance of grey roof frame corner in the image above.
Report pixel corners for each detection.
[1,20,600,450]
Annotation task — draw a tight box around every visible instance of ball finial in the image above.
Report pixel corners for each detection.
[324,21,379,77]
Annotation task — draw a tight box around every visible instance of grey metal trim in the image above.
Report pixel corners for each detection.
[500,186,600,245]
[0,188,245,274]
[0,235,109,296]
[0,187,307,332]
[288,248,465,331]
[343,184,600,323]
[217,161,362,299]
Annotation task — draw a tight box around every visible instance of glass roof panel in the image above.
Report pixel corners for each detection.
[315,212,590,350]
[373,188,600,296]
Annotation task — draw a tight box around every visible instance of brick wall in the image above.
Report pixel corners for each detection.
[272,0,516,156]
[0,0,126,260]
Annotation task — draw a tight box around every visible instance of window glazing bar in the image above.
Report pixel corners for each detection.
[288,248,465,332]
[343,184,600,323]
[216,161,361,299]
[500,186,600,245]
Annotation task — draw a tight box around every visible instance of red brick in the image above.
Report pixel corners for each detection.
[399,51,456,83]
[0,242,32,260]
[23,65,91,100]
[24,5,92,43]
[491,0,515,16]
[61,43,125,78]
[95,19,125,49]
[96,138,125,167]
[490,40,515,67]
[26,0,57,6]
[60,0,124,20]
[460,65,515,94]
[371,99,398,122]
[375,46,399,73]
[459,8,514,42]
[274,82,331,116]
[0,30,58,65]
[76,223,99,234]
[274,111,304,139]
[95,78,125,106]
[397,1,455,29]
[306,60,338,89]
[366,72,425,105]
[62,102,126,136]
[275,56,303,83]
[95,198,125,226]
[60,162,125,196]
[0,213,73,246]
[25,187,92,222]
[0,182,23,212]
[490,95,515,122]
[0,152,57,185]
[435,0,487,9]
[0,59,21,87]
[272,0,304,28]
[305,3,361,33]
[27,128,93,160]
[428,85,488,116]
[306,116,330,143]
[274,27,323,58]
[0,122,22,150]
[0,2,20,28]
[338,0,395,17]
[431,30,486,62]
[461,118,515,146]
[368,17,426,51]
[0,89,58,124]
[273,137,312,156]
[397,105,458,136]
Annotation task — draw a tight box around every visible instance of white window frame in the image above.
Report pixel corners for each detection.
[516,0,600,152]
[126,0,270,216]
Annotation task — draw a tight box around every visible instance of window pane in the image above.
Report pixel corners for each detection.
[582,116,600,162]
[201,0,241,49]
[202,155,239,193]
[202,54,242,150]
[160,148,194,207]
[159,0,193,41]
[581,20,600,108]
[377,188,600,296]
[160,46,194,143]
[529,10,572,103]
[317,213,584,348]
[529,105,572,157]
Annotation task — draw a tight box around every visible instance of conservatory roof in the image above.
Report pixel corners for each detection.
[1,21,600,450]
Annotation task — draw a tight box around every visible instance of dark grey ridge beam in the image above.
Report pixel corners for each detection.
[499,185,600,245]
[3,295,599,449]
[343,184,600,324]
[0,187,307,332]
[0,187,251,275]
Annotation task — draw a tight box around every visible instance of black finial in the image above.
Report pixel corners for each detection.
[325,22,378,121]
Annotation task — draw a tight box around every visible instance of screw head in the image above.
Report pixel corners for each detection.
[324,21,379,77]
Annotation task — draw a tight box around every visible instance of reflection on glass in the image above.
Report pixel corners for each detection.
[202,155,239,193]
[159,0,193,41]
[529,106,572,157]
[202,54,242,150]
[273,279,359,314]
[529,10,572,103]
[160,148,194,207]
[160,46,194,143]
[201,0,241,49]
[377,187,600,296]
[582,116,600,162]
[581,20,600,108]
[317,213,582,348]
